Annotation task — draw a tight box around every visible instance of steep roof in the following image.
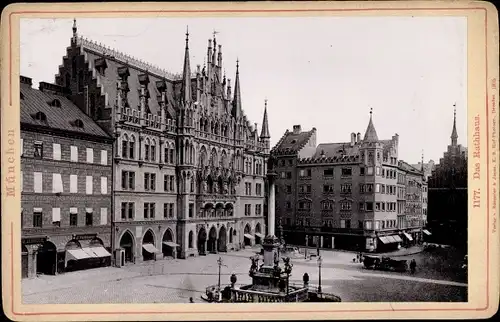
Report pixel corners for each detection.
[272,128,315,154]
[313,142,360,158]
[363,110,379,142]
[20,78,110,138]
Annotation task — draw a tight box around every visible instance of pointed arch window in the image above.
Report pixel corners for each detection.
[150,139,156,162]
[144,138,151,161]
[121,134,129,158]
[297,198,312,210]
[129,135,136,159]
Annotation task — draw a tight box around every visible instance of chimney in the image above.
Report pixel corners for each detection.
[350,132,356,146]
[20,76,33,87]
[38,82,71,96]
[357,132,361,143]
[293,125,301,134]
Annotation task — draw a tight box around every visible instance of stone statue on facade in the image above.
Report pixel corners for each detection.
[222,182,229,195]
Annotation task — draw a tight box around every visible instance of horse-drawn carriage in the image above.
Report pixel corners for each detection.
[363,255,408,272]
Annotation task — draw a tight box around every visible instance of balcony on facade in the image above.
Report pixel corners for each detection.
[117,107,177,134]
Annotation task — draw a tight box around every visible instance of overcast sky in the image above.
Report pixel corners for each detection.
[20,17,467,164]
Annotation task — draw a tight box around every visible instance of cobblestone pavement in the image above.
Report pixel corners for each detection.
[22,247,467,304]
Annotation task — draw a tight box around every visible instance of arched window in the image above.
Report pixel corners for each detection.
[170,143,175,164]
[50,99,61,107]
[121,134,129,158]
[34,111,47,122]
[188,231,194,248]
[190,145,195,165]
[74,119,84,128]
[144,138,150,161]
[150,139,156,162]
[129,135,136,159]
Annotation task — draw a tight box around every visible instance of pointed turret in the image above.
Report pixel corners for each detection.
[72,18,77,37]
[231,59,242,119]
[451,104,458,146]
[180,26,192,105]
[421,150,424,172]
[363,108,379,142]
[260,99,270,139]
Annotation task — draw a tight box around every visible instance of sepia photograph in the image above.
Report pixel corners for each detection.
[18,14,468,304]
[1,1,498,321]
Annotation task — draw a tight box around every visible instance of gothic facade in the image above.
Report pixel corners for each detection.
[54,21,269,264]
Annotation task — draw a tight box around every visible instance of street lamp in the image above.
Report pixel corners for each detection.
[317,255,323,295]
[217,256,223,301]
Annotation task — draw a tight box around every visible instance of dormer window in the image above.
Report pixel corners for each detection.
[50,99,61,107]
[34,111,47,122]
[74,119,84,128]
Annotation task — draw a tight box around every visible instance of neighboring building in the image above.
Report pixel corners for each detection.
[272,111,425,252]
[427,108,468,248]
[53,21,268,264]
[412,159,435,180]
[20,76,113,278]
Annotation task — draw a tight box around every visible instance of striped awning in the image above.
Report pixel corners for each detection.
[385,236,397,243]
[66,248,92,261]
[403,232,414,241]
[255,233,265,239]
[163,241,180,248]
[378,236,390,244]
[423,229,432,236]
[89,246,111,257]
[392,235,403,243]
[142,243,160,254]
[244,234,255,240]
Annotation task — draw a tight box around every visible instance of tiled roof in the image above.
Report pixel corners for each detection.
[272,128,315,154]
[312,142,360,158]
[399,160,422,174]
[20,80,110,138]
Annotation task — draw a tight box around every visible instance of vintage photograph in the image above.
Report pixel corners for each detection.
[17,15,470,305]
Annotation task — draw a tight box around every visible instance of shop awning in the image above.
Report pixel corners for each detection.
[81,247,99,258]
[403,232,414,241]
[163,241,179,248]
[244,234,255,240]
[255,233,265,239]
[89,246,111,257]
[378,236,390,244]
[142,243,159,254]
[385,236,397,243]
[66,248,92,261]
[392,235,403,243]
[423,229,432,236]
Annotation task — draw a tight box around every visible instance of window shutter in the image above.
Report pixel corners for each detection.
[70,175,78,193]
[34,172,43,193]
[53,143,61,160]
[52,208,61,222]
[70,146,78,162]
[101,177,108,194]
[100,150,108,165]
[100,208,107,225]
[86,148,94,163]
[86,176,93,194]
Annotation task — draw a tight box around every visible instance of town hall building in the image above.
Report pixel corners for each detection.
[52,21,269,265]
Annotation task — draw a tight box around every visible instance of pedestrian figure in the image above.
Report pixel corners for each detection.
[410,259,416,274]
[189,297,194,303]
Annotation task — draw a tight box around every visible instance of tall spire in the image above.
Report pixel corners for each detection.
[363,108,379,142]
[260,99,270,139]
[451,103,458,146]
[181,26,191,105]
[72,18,78,38]
[232,59,242,118]
[421,150,424,172]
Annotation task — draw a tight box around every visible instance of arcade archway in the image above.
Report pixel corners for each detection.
[208,226,217,253]
[162,229,177,258]
[142,229,157,261]
[255,223,262,245]
[198,227,207,255]
[218,226,227,252]
[119,230,134,264]
[243,224,253,247]
[37,241,57,275]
